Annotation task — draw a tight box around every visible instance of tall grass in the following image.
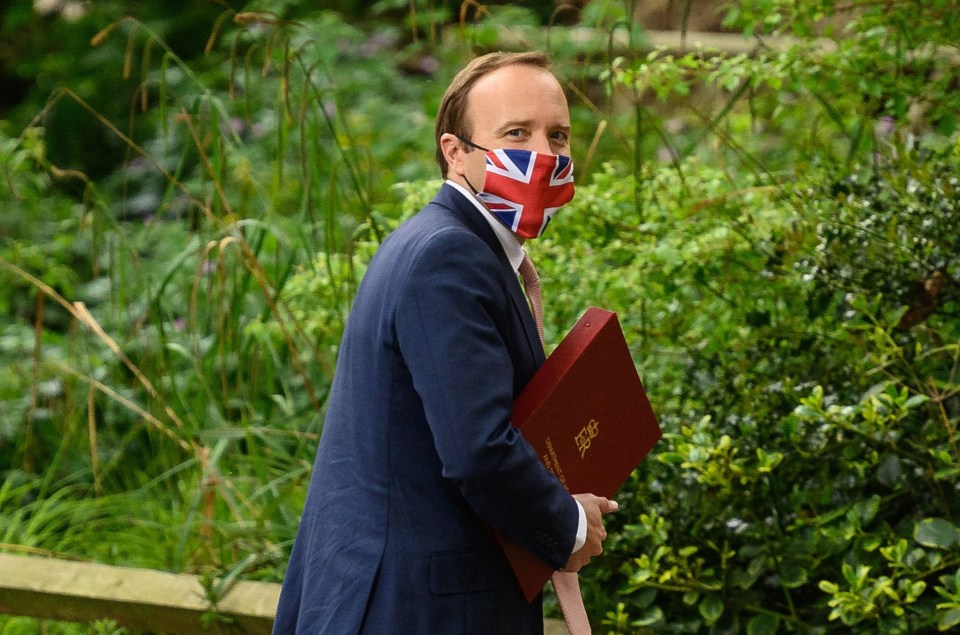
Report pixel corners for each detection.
[0,9,452,601]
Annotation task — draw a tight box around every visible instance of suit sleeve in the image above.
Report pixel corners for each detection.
[394,227,579,569]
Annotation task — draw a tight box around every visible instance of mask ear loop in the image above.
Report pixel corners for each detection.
[454,135,490,195]
[463,176,482,196]
[455,135,490,153]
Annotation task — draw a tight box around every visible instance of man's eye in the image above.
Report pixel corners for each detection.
[506,129,525,138]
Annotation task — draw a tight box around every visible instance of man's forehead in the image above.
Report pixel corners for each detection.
[465,65,569,126]
[469,64,561,97]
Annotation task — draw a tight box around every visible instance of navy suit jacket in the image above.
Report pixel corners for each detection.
[272,184,580,634]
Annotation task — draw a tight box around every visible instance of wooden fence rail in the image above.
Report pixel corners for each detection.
[0,553,279,634]
[467,26,835,56]
[0,553,569,634]
[473,26,957,63]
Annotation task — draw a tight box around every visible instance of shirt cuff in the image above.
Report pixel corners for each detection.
[572,500,587,554]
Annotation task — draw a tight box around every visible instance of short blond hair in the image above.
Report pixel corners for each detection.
[434,51,553,178]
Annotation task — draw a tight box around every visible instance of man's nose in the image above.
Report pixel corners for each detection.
[528,133,553,154]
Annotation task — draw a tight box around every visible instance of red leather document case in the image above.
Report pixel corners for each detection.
[501,307,663,602]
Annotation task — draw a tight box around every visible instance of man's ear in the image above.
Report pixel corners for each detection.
[439,133,466,176]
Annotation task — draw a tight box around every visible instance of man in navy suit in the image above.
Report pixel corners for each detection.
[272,51,617,634]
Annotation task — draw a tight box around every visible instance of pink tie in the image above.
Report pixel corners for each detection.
[518,252,592,635]
[518,253,544,345]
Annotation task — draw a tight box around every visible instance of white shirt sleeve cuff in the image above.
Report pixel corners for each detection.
[572,500,587,553]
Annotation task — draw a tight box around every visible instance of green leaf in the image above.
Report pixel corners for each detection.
[939,607,960,631]
[862,534,882,552]
[699,594,724,625]
[854,496,881,524]
[877,454,901,486]
[780,561,808,588]
[904,394,928,409]
[819,580,839,594]
[915,518,960,549]
[730,565,761,590]
[637,605,665,626]
[907,580,926,599]
[683,590,701,605]
[794,404,820,418]
[842,563,865,587]
[747,612,781,635]
[657,452,684,465]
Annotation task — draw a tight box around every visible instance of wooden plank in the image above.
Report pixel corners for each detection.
[468,25,957,63]
[473,25,822,56]
[0,553,570,633]
[0,553,278,634]
[545,617,571,635]
[643,29,818,53]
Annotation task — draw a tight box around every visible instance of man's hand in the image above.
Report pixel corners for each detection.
[562,494,618,572]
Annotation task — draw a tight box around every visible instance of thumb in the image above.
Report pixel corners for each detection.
[598,497,619,513]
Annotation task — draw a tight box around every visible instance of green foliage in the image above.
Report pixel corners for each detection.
[1,3,459,594]
[554,123,958,635]
[605,0,960,173]
[556,156,952,632]
[0,616,128,635]
[573,4,960,628]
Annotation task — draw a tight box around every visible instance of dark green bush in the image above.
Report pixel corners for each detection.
[554,149,960,633]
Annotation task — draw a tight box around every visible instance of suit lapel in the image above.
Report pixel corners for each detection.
[432,184,546,367]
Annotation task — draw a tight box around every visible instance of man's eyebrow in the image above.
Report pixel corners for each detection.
[495,120,571,134]
[495,119,534,133]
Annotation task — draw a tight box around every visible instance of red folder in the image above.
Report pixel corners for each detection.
[501,307,662,602]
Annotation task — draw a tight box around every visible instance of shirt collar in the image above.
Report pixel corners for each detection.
[445,179,525,273]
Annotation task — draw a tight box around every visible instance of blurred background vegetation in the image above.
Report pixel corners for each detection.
[1,0,959,633]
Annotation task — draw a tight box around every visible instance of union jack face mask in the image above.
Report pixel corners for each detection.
[459,137,575,239]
